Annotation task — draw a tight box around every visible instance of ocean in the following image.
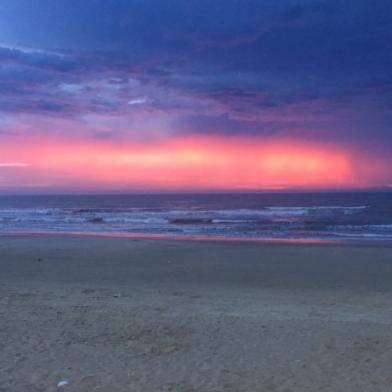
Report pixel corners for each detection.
[0,192,392,243]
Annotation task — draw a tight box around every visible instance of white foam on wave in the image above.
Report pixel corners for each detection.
[328,231,392,239]
[266,206,368,214]
[330,224,392,231]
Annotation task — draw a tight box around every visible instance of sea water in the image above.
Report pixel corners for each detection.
[0,192,391,243]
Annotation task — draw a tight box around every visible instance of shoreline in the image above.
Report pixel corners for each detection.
[2,229,391,247]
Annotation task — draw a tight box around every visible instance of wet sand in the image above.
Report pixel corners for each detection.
[1,236,392,391]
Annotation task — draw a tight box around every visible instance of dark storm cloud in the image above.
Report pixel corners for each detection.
[0,0,391,148]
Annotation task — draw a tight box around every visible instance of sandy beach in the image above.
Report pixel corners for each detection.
[1,236,392,391]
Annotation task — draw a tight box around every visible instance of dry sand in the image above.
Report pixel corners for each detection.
[1,236,392,391]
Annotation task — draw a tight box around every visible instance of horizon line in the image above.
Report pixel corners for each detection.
[1,187,392,197]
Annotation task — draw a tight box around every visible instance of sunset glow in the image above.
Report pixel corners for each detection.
[0,136,388,192]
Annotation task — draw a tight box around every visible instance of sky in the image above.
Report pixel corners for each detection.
[0,0,391,192]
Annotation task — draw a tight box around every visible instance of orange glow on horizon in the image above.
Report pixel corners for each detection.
[0,136,386,191]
